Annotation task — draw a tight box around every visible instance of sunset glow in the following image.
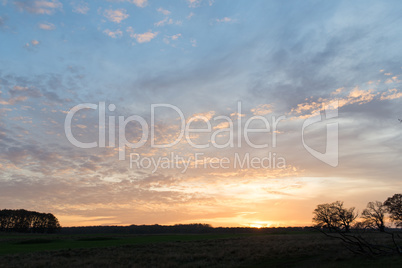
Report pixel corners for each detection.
[0,0,402,228]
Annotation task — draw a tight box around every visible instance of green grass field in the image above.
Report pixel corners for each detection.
[0,232,401,267]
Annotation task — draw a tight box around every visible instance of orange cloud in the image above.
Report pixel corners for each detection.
[380,88,402,100]
[189,111,215,122]
[0,96,28,105]
[213,121,230,130]
[251,104,272,115]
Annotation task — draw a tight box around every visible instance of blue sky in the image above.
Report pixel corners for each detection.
[1,0,402,227]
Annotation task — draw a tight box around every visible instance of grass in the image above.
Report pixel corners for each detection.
[0,233,244,255]
[0,232,401,267]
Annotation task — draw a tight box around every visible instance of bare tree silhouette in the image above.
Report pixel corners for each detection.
[361,201,386,232]
[384,194,402,227]
[313,195,402,257]
[313,201,357,232]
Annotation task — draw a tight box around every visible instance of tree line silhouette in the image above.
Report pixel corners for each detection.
[0,209,61,233]
[312,194,402,232]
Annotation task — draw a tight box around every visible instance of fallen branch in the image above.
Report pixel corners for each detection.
[311,227,401,257]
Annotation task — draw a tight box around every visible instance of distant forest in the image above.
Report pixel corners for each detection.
[0,209,309,235]
[0,209,61,233]
[61,224,309,235]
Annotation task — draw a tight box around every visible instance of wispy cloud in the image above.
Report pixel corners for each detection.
[14,0,62,15]
[154,17,174,27]
[157,7,170,16]
[38,22,56,30]
[0,95,28,105]
[154,15,181,27]
[130,0,147,8]
[216,17,234,23]
[104,9,129,23]
[108,0,148,8]
[290,83,402,119]
[380,88,402,100]
[189,111,215,121]
[170,33,181,40]
[163,33,182,44]
[187,0,201,8]
[127,27,158,43]
[187,12,194,19]
[24,39,40,49]
[250,104,272,116]
[71,1,89,14]
[103,29,123,38]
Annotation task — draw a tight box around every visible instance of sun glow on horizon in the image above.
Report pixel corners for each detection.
[248,221,273,228]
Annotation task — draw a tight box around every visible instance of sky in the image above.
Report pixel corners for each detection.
[0,0,402,228]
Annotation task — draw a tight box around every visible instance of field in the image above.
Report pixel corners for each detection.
[0,231,401,267]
